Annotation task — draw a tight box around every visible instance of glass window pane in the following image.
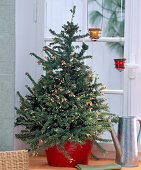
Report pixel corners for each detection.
[85,42,124,90]
[88,0,125,37]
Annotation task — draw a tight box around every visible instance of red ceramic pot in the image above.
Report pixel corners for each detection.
[45,140,93,167]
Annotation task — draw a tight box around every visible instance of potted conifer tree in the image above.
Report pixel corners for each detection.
[15,6,117,167]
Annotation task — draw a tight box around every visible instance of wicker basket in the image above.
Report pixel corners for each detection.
[0,150,29,170]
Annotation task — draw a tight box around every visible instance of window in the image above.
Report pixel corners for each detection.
[44,0,125,118]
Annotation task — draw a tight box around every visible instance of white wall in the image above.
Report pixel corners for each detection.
[14,0,44,150]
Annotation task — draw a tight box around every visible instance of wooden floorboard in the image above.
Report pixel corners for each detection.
[29,155,141,170]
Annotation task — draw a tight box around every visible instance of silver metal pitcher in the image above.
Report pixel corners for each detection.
[110,116,141,167]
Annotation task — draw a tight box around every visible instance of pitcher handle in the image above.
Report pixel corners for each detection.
[137,120,141,146]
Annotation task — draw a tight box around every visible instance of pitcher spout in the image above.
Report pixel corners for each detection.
[110,125,122,158]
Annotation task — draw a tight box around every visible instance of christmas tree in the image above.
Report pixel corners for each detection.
[15,6,117,159]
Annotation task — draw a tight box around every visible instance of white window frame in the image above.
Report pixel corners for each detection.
[44,0,141,117]
[123,0,140,118]
[44,0,124,95]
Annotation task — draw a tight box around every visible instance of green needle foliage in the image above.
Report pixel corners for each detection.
[89,0,125,56]
[15,6,117,160]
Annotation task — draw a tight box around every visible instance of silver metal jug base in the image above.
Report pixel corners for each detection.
[116,160,138,167]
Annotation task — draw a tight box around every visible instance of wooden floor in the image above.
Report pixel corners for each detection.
[29,155,141,170]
